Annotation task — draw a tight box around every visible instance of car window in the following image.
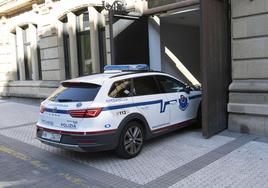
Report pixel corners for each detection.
[48,83,101,102]
[133,76,160,96]
[156,75,185,93]
[109,79,131,98]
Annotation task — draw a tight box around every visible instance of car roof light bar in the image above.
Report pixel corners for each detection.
[104,64,149,72]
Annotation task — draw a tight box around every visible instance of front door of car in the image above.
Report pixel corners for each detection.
[131,76,170,132]
[156,75,193,125]
[169,91,192,125]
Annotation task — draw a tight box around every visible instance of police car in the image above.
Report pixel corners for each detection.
[36,64,201,158]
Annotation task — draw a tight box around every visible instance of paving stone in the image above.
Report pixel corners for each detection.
[169,141,268,188]
[0,152,95,188]
[0,100,39,129]
[0,124,234,185]
[2,98,268,188]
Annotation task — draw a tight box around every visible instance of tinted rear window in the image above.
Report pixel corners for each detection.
[133,76,160,96]
[48,83,101,102]
[109,79,131,98]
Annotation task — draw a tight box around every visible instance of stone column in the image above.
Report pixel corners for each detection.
[67,12,79,78]
[28,23,39,80]
[9,33,18,80]
[57,20,66,80]
[15,26,26,81]
[148,16,161,71]
[88,7,100,73]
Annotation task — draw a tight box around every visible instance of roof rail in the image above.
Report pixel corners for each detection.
[109,70,165,78]
[104,64,149,72]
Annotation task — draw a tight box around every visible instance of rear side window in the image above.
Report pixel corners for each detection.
[133,76,160,96]
[48,83,101,102]
[109,79,131,98]
[156,75,185,93]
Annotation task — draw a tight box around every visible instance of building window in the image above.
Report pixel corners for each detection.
[76,10,92,76]
[62,7,103,78]
[14,24,41,81]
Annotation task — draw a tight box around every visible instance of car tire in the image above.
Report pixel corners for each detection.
[116,121,144,159]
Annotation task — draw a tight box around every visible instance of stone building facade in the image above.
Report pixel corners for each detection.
[228,0,268,136]
[0,0,146,98]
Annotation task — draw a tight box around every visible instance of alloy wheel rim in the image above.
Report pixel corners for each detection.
[124,126,143,155]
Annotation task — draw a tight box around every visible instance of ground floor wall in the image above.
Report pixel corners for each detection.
[228,0,268,136]
[0,0,104,98]
[0,81,59,98]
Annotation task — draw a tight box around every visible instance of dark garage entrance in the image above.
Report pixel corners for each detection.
[107,0,230,138]
[157,5,200,88]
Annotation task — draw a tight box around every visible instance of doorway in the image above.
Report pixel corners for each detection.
[152,6,201,87]
[108,0,230,138]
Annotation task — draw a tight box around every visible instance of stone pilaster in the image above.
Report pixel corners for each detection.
[28,23,39,80]
[15,26,26,81]
[88,7,102,73]
[229,0,268,136]
[67,12,79,78]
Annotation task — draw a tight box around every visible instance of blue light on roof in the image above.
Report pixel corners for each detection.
[104,64,149,71]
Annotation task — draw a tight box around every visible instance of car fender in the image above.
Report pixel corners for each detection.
[116,113,152,140]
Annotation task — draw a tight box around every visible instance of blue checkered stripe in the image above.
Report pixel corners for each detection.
[44,94,201,114]
[102,94,201,113]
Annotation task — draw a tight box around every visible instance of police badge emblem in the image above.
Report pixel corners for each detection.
[178,95,189,111]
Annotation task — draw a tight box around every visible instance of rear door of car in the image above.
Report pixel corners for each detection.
[131,75,170,132]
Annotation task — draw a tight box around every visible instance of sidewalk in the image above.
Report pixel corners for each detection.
[1,97,268,188]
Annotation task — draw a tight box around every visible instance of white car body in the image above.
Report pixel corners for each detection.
[36,66,201,158]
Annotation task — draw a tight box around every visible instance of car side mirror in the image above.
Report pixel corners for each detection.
[183,86,191,94]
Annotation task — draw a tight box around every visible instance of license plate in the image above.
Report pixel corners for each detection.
[41,131,61,142]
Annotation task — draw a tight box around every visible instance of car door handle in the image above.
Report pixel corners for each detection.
[140,106,149,110]
[169,101,177,105]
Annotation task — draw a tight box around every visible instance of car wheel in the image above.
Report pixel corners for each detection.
[116,121,144,159]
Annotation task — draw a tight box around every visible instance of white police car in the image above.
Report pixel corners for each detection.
[36,64,201,158]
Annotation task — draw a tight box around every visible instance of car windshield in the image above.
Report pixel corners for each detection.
[48,82,101,102]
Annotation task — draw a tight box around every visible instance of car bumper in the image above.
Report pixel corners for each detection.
[36,126,119,152]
